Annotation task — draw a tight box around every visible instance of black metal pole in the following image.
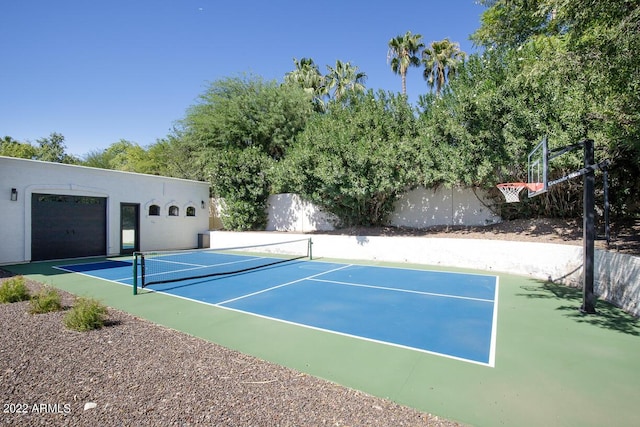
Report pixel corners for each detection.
[581,139,597,314]
[604,168,610,247]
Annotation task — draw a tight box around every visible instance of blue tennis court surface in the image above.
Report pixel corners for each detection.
[58,257,499,366]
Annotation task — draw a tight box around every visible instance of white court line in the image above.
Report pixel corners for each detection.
[218,304,493,367]
[488,277,500,367]
[309,278,495,303]
[56,261,499,367]
[215,264,353,306]
[148,258,206,268]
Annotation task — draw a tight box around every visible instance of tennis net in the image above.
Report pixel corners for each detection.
[133,237,312,293]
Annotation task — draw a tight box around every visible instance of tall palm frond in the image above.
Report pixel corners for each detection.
[285,57,327,111]
[387,31,424,95]
[421,38,466,96]
[325,60,367,101]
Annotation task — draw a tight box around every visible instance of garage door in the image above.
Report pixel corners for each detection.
[31,194,107,261]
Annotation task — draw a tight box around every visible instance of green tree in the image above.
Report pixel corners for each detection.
[182,75,313,161]
[387,31,424,95]
[470,0,640,216]
[0,136,37,159]
[324,60,367,102]
[145,134,204,180]
[82,148,112,169]
[83,140,152,173]
[421,38,466,96]
[274,91,420,226]
[471,0,558,49]
[284,57,326,111]
[176,75,314,230]
[206,146,271,231]
[35,133,78,164]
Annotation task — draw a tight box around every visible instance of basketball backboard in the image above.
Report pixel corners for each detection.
[527,136,548,198]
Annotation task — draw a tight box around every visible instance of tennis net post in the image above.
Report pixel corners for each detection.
[133,252,139,295]
[132,252,148,295]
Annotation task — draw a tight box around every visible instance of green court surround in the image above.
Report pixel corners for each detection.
[5,257,640,427]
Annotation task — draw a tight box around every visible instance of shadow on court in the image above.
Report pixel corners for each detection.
[518,281,640,336]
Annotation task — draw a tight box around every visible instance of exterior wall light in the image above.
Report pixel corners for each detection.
[10,188,17,201]
[201,200,205,209]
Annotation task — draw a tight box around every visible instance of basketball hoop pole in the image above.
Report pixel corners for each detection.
[548,139,599,314]
[582,139,597,314]
[498,137,609,314]
[549,138,600,314]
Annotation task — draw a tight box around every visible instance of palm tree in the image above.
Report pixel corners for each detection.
[387,31,424,95]
[285,57,327,111]
[324,60,367,101]
[421,38,466,96]
[285,57,325,96]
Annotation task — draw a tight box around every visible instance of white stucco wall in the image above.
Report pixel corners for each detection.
[267,187,501,232]
[209,231,640,317]
[254,187,501,233]
[390,186,501,228]
[266,193,338,232]
[1,156,210,264]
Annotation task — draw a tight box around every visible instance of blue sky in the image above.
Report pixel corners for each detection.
[1,0,486,157]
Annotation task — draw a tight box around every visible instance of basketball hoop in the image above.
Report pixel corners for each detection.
[496,182,544,203]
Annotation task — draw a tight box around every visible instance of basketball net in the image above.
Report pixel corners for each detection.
[496,182,543,203]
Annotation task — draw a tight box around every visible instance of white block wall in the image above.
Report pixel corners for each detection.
[390,186,501,228]
[266,194,338,232]
[262,187,500,232]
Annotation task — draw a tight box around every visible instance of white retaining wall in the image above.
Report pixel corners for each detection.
[266,194,338,232]
[389,186,500,228]
[262,187,501,232]
[210,231,640,317]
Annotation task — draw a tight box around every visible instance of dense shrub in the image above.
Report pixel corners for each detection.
[63,297,108,331]
[29,287,63,314]
[0,276,30,303]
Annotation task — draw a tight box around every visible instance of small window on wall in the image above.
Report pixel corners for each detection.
[149,205,160,216]
[168,205,179,216]
[186,206,196,217]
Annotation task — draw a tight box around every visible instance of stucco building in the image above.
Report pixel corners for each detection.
[1,156,210,264]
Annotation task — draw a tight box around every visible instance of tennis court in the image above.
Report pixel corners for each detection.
[57,249,499,366]
[6,240,640,427]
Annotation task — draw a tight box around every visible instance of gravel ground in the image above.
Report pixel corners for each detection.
[0,274,462,427]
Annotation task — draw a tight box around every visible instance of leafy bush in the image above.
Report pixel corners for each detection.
[208,147,270,230]
[29,287,63,314]
[275,91,421,226]
[0,276,31,303]
[63,297,108,331]
[172,76,314,230]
